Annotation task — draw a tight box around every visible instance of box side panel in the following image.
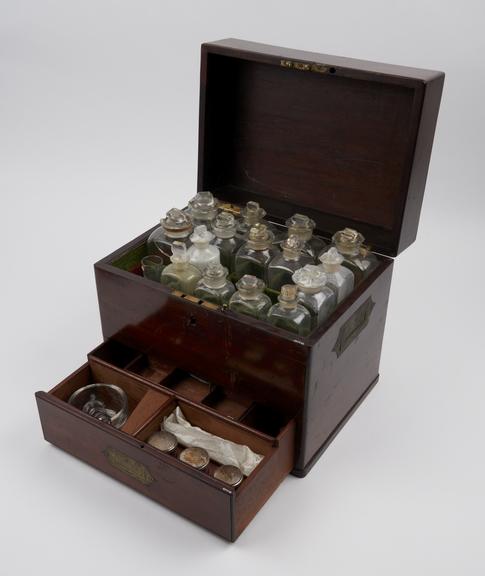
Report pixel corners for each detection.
[295,262,393,473]
[36,393,233,540]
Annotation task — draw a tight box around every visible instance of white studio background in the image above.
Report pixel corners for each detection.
[1,1,483,575]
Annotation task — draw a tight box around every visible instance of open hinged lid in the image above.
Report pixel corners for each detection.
[197,39,444,257]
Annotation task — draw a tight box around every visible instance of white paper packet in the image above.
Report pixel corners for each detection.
[163,407,263,476]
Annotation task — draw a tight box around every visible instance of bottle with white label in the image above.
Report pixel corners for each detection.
[187,225,220,273]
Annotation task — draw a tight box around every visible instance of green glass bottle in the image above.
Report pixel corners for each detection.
[211,211,243,273]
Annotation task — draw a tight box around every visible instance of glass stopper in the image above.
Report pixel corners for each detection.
[285,214,316,240]
[190,224,215,245]
[281,234,303,258]
[202,262,229,287]
[241,201,266,224]
[212,211,237,238]
[236,274,265,297]
[278,284,298,306]
[332,228,365,254]
[319,247,344,271]
[161,208,193,234]
[170,241,189,263]
[292,264,327,289]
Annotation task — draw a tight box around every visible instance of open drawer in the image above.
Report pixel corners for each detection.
[35,351,296,541]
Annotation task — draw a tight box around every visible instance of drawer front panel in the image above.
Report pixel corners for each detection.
[36,393,233,540]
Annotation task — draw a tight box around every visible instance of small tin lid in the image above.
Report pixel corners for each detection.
[179,447,210,470]
[147,431,178,453]
[214,464,244,487]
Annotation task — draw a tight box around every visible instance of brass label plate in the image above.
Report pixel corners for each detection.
[333,297,375,357]
[280,59,329,74]
[104,447,155,486]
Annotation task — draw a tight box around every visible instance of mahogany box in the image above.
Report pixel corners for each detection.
[36,38,444,541]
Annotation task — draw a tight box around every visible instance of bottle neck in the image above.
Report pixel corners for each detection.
[192,241,210,250]
[322,262,340,273]
[165,229,191,239]
[205,278,227,289]
[282,249,301,261]
[279,300,297,310]
[298,285,322,295]
[289,228,312,242]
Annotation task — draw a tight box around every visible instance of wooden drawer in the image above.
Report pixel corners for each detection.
[36,357,295,541]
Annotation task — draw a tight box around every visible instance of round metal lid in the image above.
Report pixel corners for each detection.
[179,447,210,470]
[147,431,178,453]
[214,464,244,487]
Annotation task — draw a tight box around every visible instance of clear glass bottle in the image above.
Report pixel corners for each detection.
[285,213,327,261]
[319,247,355,303]
[234,223,278,282]
[161,241,202,294]
[292,265,337,330]
[211,211,243,273]
[267,235,313,291]
[147,208,193,263]
[322,228,378,282]
[267,284,312,336]
[194,262,236,306]
[235,201,282,242]
[187,225,220,273]
[187,191,219,228]
[228,275,272,320]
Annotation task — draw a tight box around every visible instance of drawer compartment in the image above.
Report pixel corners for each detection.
[36,357,295,541]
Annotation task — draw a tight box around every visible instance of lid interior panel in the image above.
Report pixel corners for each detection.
[199,49,427,255]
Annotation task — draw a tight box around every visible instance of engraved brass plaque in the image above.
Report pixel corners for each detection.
[104,447,155,486]
[280,59,329,74]
[333,297,375,357]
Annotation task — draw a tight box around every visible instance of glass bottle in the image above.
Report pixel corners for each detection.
[147,208,193,263]
[234,223,278,282]
[292,265,337,330]
[161,241,202,294]
[194,262,236,306]
[285,213,327,261]
[322,228,378,282]
[228,275,272,320]
[319,247,355,303]
[267,235,313,291]
[211,211,243,273]
[187,191,219,228]
[187,225,220,273]
[267,284,312,336]
[235,201,283,242]
[141,255,164,282]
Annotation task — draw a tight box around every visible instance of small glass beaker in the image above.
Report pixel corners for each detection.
[141,255,164,282]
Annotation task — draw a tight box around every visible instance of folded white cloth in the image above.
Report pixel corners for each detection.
[163,407,263,476]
